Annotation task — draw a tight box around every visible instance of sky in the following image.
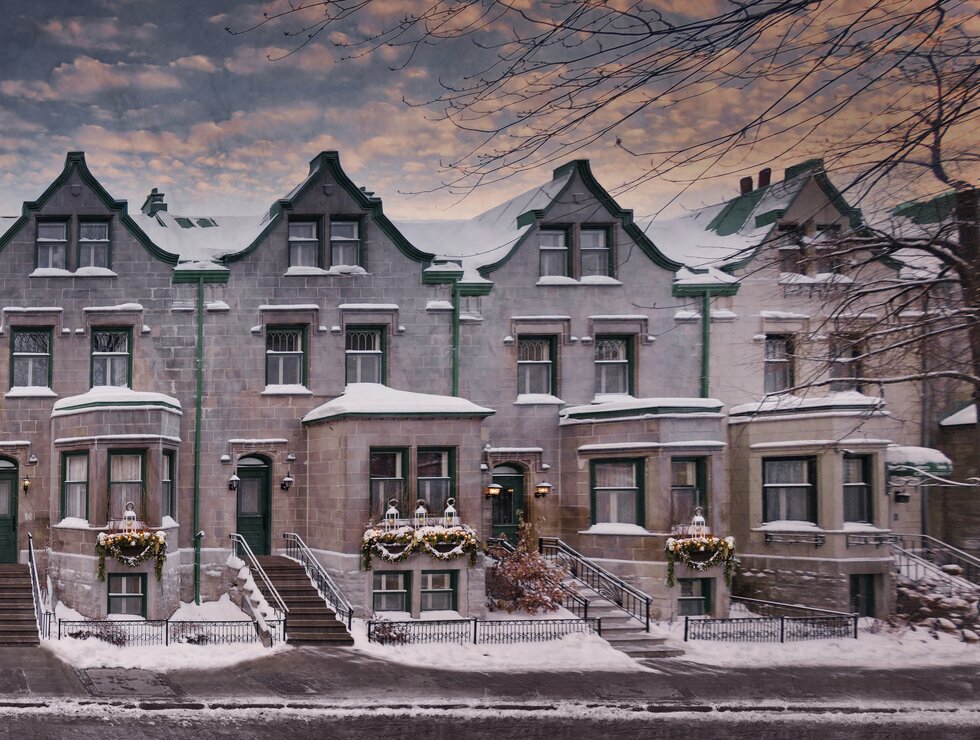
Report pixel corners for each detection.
[0,1,972,223]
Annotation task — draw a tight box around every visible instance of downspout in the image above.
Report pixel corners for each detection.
[451,282,460,397]
[700,292,711,398]
[193,278,204,604]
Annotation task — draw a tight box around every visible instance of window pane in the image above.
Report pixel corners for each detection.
[418,478,450,514]
[540,249,568,276]
[13,332,49,353]
[66,455,87,481]
[843,458,865,484]
[13,357,48,387]
[580,230,606,250]
[289,222,317,240]
[347,353,381,383]
[111,455,141,481]
[581,249,609,277]
[595,489,637,524]
[267,329,301,352]
[417,451,448,478]
[370,451,401,479]
[332,242,359,266]
[595,463,635,488]
[38,223,66,240]
[539,230,565,248]
[0,483,10,517]
[518,338,550,362]
[331,221,358,240]
[595,338,626,361]
[595,362,628,394]
[518,363,551,395]
[765,460,806,485]
[238,479,260,515]
[371,479,405,520]
[80,222,109,241]
[421,591,453,611]
[93,331,128,353]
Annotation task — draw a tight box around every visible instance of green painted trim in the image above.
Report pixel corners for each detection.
[344,325,387,385]
[77,216,112,270]
[700,293,710,398]
[193,279,204,604]
[672,282,740,297]
[730,403,882,418]
[892,192,958,224]
[304,410,494,426]
[162,449,176,521]
[60,451,89,521]
[171,269,230,284]
[9,326,53,390]
[451,284,460,396]
[886,461,953,475]
[106,449,148,525]
[55,399,182,414]
[706,187,768,236]
[107,572,148,618]
[670,456,708,520]
[264,324,309,387]
[761,456,818,525]
[34,218,68,270]
[221,151,435,266]
[784,159,824,180]
[754,209,784,229]
[456,281,493,297]
[421,268,464,285]
[0,152,177,265]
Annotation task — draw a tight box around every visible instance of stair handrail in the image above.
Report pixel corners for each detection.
[27,534,51,639]
[282,532,354,630]
[892,534,980,585]
[890,543,976,595]
[229,533,288,620]
[539,536,651,632]
[486,536,590,621]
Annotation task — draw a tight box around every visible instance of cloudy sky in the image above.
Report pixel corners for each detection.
[0,1,970,222]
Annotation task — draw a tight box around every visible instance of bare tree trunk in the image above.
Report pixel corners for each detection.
[955,189,980,467]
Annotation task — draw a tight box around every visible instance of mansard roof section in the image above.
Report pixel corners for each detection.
[132,208,265,266]
[639,159,864,274]
[0,151,176,265]
[220,150,434,265]
[392,159,681,282]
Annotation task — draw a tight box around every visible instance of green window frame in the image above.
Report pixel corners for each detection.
[36,220,68,270]
[590,459,644,526]
[78,219,111,269]
[330,219,362,267]
[288,219,321,268]
[162,450,176,522]
[61,452,89,521]
[517,336,557,396]
[417,448,455,515]
[370,448,407,521]
[539,227,570,277]
[345,326,385,384]
[421,570,457,612]
[372,571,410,612]
[580,226,613,277]
[107,449,146,526]
[11,327,52,389]
[762,457,817,524]
[107,573,147,617]
[678,578,713,616]
[594,335,633,395]
[670,458,707,530]
[843,454,872,524]
[91,327,132,388]
[265,325,307,386]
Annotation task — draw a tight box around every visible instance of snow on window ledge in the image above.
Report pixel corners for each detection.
[54,517,92,529]
[756,520,822,531]
[29,268,73,278]
[74,267,117,277]
[261,384,313,396]
[580,523,653,536]
[161,516,179,529]
[514,394,565,405]
[592,393,634,404]
[841,522,889,532]
[5,386,57,398]
[536,276,579,286]
[326,265,367,276]
[284,266,329,276]
[580,275,622,286]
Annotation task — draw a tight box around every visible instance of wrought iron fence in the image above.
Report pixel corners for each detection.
[367,617,601,645]
[685,597,858,642]
[282,532,354,630]
[56,618,282,646]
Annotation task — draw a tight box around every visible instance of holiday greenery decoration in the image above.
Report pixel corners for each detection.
[664,535,735,588]
[95,530,168,582]
[361,524,480,570]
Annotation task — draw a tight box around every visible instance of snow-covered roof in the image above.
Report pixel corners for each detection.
[51,387,182,416]
[940,405,976,427]
[560,397,724,422]
[729,391,884,416]
[132,210,266,264]
[302,383,495,423]
[886,444,953,475]
[391,173,572,281]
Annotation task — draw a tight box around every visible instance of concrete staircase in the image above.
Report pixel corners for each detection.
[255,556,353,647]
[0,564,39,647]
[572,582,684,659]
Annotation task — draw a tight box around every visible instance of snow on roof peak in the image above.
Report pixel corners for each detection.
[302,383,494,423]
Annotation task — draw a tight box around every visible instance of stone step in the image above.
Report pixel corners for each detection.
[287,633,355,647]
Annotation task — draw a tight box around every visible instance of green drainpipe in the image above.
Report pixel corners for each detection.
[193,278,204,604]
[451,282,460,396]
[700,292,711,398]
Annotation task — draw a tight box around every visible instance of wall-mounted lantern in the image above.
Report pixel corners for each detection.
[280,471,294,491]
[21,475,30,493]
[286,452,296,463]
[443,497,458,527]
[414,501,428,527]
[534,482,554,498]
[384,499,400,530]
[228,474,240,491]
[484,483,503,499]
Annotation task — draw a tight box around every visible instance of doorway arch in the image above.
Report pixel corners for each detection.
[235,455,271,556]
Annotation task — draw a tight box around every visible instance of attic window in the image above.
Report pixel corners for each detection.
[174,217,194,229]
[196,218,217,228]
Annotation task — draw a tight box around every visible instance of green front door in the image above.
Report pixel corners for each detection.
[236,458,271,556]
[491,470,525,542]
[0,463,18,563]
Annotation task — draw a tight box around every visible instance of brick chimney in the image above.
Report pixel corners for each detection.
[758,167,772,188]
[739,176,753,195]
[141,187,167,216]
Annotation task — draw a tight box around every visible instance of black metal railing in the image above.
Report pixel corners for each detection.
[892,534,980,587]
[367,617,601,645]
[56,618,284,646]
[282,532,354,631]
[26,534,54,639]
[539,537,650,632]
[685,597,857,642]
[229,533,288,620]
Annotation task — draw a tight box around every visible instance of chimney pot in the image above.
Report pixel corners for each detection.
[141,188,168,216]
[739,176,753,195]
[758,168,772,188]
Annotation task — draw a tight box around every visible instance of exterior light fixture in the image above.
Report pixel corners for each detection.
[228,474,240,491]
[414,500,428,527]
[534,482,553,498]
[27,453,38,466]
[21,475,30,493]
[286,452,296,463]
[280,471,294,491]
[484,483,503,499]
[687,506,708,538]
[443,497,458,527]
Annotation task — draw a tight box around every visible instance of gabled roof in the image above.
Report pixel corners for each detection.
[0,152,176,265]
[133,209,266,265]
[391,159,682,282]
[639,159,863,274]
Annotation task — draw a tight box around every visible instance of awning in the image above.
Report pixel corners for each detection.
[886,445,953,476]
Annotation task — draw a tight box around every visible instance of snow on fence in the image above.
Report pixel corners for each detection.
[367,617,601,645]
[684,597,858,642]
[55,619,285,647]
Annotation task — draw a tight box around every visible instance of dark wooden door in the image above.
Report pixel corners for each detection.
[491,473,525,542]
[236,465,270,556]
[0,469,18,563]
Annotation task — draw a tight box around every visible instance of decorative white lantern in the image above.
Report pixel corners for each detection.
[384,499,400,530]
[123,502,138,533]
[414,500,428,527]
[687,506,708,538]
[443,497,458,527]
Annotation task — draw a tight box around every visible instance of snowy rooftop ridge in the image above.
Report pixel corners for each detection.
[52,387,182,414]
[302,383,495,424]
[729,391,884,416]
[940,405,976,427]
[561,397,724,418]
[133,210,267,264]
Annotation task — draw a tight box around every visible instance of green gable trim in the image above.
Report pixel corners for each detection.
[421,268,464,285]
[221,151,435,267]
[303,410,495,426]
[171,269,231,284]
[0,152,177,265]
[754,209,785,229]
[672,282,740,297]
[562,404,723,422]
[55,399,183,414]
[706,187,768,236]
[479,159,682,278]
[893,192,957,225]
[783,159,824,180]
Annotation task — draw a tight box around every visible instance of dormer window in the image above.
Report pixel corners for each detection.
[36,222,67,269]
[539,229,569,277]
[330,220,360,267]
[580,228,611,277]
[288,221,319,267]
[78,221,110,269]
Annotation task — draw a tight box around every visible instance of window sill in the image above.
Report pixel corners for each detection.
[535,276,621,286]
[580,275,621,286]
[53,517,92,530]
[755,521,822,532]
[5,387,57,398]
[283,265,368,277]
[536,276,579,286]
[579,523,653,536]
[262,385,313,396]
[592,393,634,404]
[30,268,117,278]
[514,394,565,405]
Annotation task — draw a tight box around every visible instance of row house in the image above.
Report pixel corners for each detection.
[0,151,960,623]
